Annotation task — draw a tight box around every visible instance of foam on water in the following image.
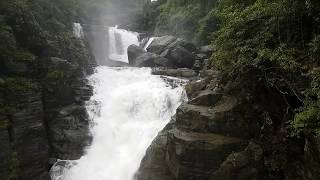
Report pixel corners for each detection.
[51,67,186,180]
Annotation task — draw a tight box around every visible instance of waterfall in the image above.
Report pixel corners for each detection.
[108,26,139,63]
[73,23,84,39]
[143,37,155,51]
[50,67,187,180]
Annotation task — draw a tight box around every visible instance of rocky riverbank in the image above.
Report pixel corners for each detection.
[131,34,320,180]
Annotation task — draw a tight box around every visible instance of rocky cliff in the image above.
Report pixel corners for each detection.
[133,34,320,180]
[0,1,96,179]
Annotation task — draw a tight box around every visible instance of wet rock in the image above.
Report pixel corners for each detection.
[166,129,246,180]
[210,142,263,180]
[0,116,10,179]
[11,92,50,180]
[189,90,223,106]
[47,104,91,160]
[160,46,195,68]
[147,36,177,54]
[3,59,32,75]
[199,45,214,56]
[128,44,146,65]
[136,129,175,180]
[185,79,207,99]
[175,98,250,138]
[134,53,174,67]
[152,68,198,79]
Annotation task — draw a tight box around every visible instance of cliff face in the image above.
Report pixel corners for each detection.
[0,1,95,179]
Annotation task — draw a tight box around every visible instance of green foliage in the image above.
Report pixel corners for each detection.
[294,70,320,130]
[140,0,217,42]
[211,0,320,138]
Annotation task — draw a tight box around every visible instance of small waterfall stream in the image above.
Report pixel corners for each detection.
[108,26,140,63]
[50,26,186,180]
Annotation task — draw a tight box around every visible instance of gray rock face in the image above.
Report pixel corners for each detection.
[143,36,196,68]
[152,68,198,79]
[160,46,195,68]
[135,120,176,180]
[199,45,214,56]
[134,53,174,67]
[136,71,259,180]
[11,91,50,180]
[147,36,177,54]
[47,104,91,160]
[210,142,263,180]
[189,90,223,106]
[166,129,246,180]
[41,57,93,161]
[128,45,146,65]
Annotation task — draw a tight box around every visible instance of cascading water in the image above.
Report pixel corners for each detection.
[73,23,84,39]
[50,67,186,180]
[108,26,140,63]
[143,37,155,51]
[51,24,186,180]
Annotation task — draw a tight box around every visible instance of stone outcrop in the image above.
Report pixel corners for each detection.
[0,56,94,179]
[136,69,261,180]
[152,68,198,80]
[129,36,198,69]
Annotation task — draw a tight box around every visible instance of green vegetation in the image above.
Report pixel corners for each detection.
[139,0,217,43]
[0,0,92,179]
[141,0,320,178]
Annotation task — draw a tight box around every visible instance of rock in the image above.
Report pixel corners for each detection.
[189,90,223,106]
[199,45,214,55]
[185,79,207,99]
[175,98,251,138]
[152,68,198,79]
[304,131,320,179]
[105,59,130,67]
[210,142,263,180]
[134,53,174,67]
[0,116,10,179]
[147,36,196,55]
[147,36,177,54]
[167,38,197,53]
[135,125,176,180]
[47,104,91,160]
[161,46,195,68]
[128,44,146,65]
[166,129,246,180]
[3,59,32,75]
[11,91,50,180]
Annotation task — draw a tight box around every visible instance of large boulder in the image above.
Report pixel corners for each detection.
[134,53,174,68]
[128,44,146,65]
[146,36,177,54]
[166,129,246,180]
[160,46,195,68]
[210,142,263,180]
[147,36,196,55]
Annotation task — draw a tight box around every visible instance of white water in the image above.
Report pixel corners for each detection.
[108,26,140,63]
[143,37,155,51]
[73,23,84,39]
[51,67,186,180]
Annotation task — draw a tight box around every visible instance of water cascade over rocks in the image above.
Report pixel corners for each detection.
[108,26,140,63]
[50,27,187,180]
[73,23,84,39]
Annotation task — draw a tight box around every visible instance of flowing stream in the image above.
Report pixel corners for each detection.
[51,26,186,180]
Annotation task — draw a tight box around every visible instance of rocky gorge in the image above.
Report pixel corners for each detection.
[1,0,320,180]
